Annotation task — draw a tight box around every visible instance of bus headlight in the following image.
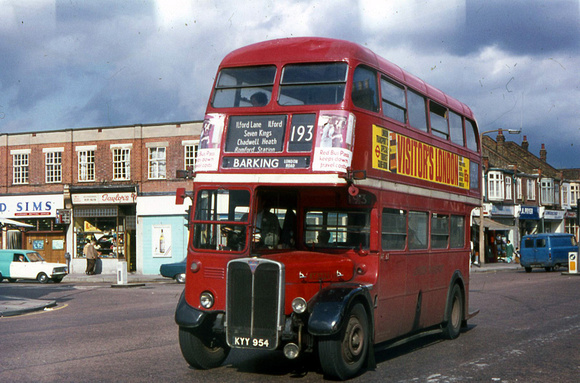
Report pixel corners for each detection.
[200,291,215,309]
[291,297,307,314]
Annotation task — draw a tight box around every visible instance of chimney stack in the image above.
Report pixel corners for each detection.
[522,135,529,151]
[540,143,547,162]
[496,129,505,144]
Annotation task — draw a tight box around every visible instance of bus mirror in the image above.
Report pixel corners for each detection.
[176,188,186,205]
[351,170,366,180]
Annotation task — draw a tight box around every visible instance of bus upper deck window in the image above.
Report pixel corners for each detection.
[465,119,479,152]
[279,62,348,106]
[408,90,428,132]
[212,66,276,108]
[352,66,379,112]
[429,102,449,140]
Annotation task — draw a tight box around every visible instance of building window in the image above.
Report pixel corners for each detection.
[45,150,63,183]
[488,171,504,201]
[112,146,131,181]
[77,147,96,182]
[562,183,569,206]
[527,179,536,201]
[148,147,166,179]
[12,150,30,185]
[505,176,512,201]
[183,141,199,170]
[540,178,554,205]
[571,184,579,206]
[516,178,523,200]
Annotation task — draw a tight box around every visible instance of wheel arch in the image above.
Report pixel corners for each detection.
[307,283,374,340]
[175,290,207,328]
[443,270,466,325]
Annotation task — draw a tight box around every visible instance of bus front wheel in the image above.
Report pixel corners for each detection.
[442,284,464,340]
[318,303,369,380]
[178,327,230,370]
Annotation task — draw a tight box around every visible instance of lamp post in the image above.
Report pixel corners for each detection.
[477,128,521,265]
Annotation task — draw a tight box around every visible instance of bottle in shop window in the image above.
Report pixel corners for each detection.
[159,229,165,253]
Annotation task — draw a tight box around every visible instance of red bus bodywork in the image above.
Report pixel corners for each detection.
[175,37,481,380]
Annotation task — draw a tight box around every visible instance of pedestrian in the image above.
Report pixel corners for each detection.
[505,239,515,263]
[84,238,98,275]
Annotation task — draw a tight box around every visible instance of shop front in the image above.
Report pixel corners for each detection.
[136,195,191,275]
[543,209,565,233]
[68,188,136,274]
[488,204,517,262]
[564,209,578,240]
[0,194,66,263]
[519,205,541,236]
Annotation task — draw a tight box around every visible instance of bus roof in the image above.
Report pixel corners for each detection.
[219,37,474,119]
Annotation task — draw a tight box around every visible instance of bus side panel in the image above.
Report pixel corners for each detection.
[375,252,407,342]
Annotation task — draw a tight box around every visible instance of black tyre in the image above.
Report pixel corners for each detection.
[53,278,63,283]
[175,273,186,284]
[178,327,230,370]
[8,278,17,283]
[318,303,369,380]
[37,273,49,284]
[442,284,464,340]
[525,267,532,273]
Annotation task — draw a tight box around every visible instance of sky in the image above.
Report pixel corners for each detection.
[1,0,579,168]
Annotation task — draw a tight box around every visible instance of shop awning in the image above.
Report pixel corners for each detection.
[0,218,35,227]
[473,217,513,231]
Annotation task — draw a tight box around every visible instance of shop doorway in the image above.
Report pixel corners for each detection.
[74,205,136,271]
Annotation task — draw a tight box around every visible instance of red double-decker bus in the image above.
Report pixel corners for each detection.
[175,37,481,380]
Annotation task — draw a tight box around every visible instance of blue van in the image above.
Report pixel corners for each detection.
[520,233,578,272]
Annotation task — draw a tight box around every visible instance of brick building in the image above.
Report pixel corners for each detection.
[479,130,578,262]
[0,121,201,274]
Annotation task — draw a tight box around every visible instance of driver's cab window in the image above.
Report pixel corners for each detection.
[253,191,297,250]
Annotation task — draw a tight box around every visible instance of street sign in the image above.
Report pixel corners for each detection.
[569,252,577,274]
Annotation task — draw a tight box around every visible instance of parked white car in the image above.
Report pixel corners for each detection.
[0,250,68,283]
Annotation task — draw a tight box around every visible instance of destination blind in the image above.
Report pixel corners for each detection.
[225,115,287,153]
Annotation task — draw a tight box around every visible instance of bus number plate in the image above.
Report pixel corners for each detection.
[233,337,270,348]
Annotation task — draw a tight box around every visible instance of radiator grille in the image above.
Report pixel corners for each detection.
[226,258,283,350]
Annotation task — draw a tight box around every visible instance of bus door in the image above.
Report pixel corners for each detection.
[375,207,409,341]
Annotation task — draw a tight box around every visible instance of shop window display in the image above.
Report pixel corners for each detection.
[75,217,124,259]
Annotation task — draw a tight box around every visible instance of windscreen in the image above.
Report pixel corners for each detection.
[212,66,276,108]
[279,62,348,106]
[193,189,250,251]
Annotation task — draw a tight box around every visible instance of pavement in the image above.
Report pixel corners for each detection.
[0,263,571,317]
[0,272,173,317]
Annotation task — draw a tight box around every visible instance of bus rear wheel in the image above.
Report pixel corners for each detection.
[442,284,463,340]
[318,303,369,380]
[178,327,230,370]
